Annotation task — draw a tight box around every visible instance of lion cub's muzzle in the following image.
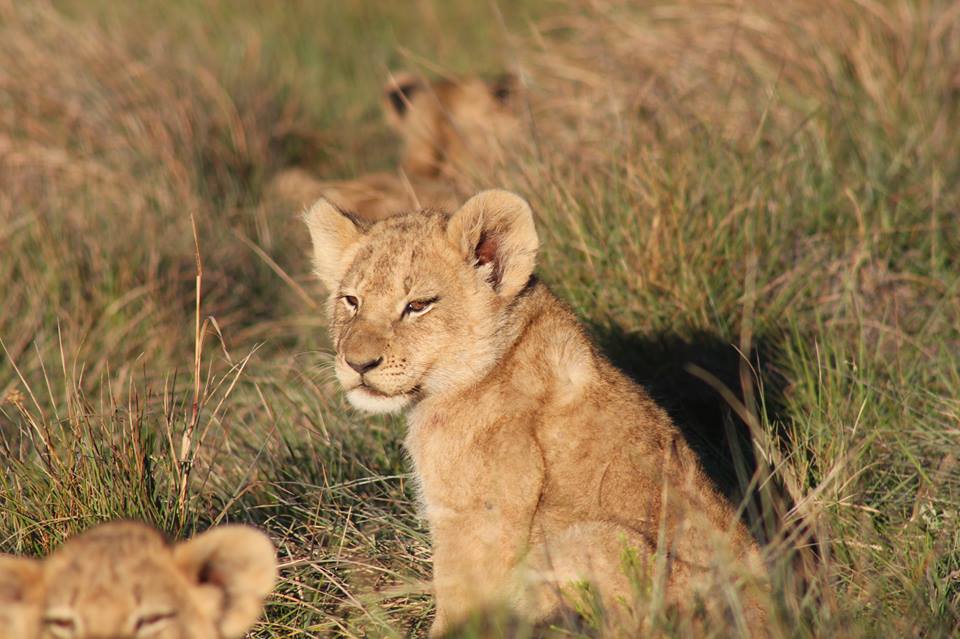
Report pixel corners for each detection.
[340,323,388,382]
[335,323,417,406]
[334,336,419,413]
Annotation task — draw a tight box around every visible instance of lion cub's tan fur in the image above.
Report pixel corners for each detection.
[270,73,521,221]
[0,521,277,639]
[268,166,460,223]
[382,72,521,185]
[305,190,767,634]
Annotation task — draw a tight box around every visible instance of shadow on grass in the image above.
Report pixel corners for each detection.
[589,324,793,546]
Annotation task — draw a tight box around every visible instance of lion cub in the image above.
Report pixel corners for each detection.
[305,190,767,634]
[269,72,521,222]
[382,72,521,184]
[0,521,277,639]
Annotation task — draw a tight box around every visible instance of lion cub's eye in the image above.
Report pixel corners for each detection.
[43,615,77,638]
[134,610,176,636]
[403,298,437,318]
[340,295,359,314]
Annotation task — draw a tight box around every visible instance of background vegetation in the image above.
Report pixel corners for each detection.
[1,0,957,636]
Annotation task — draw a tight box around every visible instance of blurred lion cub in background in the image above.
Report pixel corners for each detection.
[269,71,522,221]
[0,521,277,639]
[305,189,769,635]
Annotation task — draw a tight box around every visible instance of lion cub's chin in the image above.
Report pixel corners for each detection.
[345,386,413,414]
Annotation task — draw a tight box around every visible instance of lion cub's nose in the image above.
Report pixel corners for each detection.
[347,356,383,375]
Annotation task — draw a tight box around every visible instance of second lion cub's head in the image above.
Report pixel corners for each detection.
[383,72,522,181]
[305,190,538,414]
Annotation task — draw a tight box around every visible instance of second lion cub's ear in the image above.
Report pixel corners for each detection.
[446,190,539,299]
[0,556,44,639]
[383,71,422,124]
[304,198,364,292]
[174,525,278,638]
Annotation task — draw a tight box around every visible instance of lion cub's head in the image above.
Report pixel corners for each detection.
[0,521,277,639]
[305,190,538,413]
[383,72,522,182]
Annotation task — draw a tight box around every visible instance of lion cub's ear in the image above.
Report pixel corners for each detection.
[489,72,519,104]
[383,71,423,125]
[304,197,365,291]
[0,555,44,639]
[174,525,278,639]
[446,190,538,299]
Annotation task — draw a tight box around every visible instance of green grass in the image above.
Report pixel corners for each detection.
[1,0,958,636]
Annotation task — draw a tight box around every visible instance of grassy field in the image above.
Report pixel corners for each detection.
[1,0,958,636]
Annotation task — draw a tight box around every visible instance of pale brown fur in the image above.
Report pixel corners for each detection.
[305,190,768,635]
[267,167,459,223]
[269,72,521,222]
[0,521,277,639]
[382,72,521,184]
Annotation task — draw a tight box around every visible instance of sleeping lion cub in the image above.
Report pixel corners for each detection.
[269,72,521,222]
[305,190,767,634]
[0,521,276,639]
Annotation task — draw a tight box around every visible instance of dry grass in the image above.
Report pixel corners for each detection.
[1,0,958,636]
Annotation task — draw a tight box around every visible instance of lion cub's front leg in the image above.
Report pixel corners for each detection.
[412,423,545,637]
[428,514,530,636]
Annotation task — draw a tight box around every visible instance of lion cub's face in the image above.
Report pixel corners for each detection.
[305,190,539,414]
[0,522,276,639]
